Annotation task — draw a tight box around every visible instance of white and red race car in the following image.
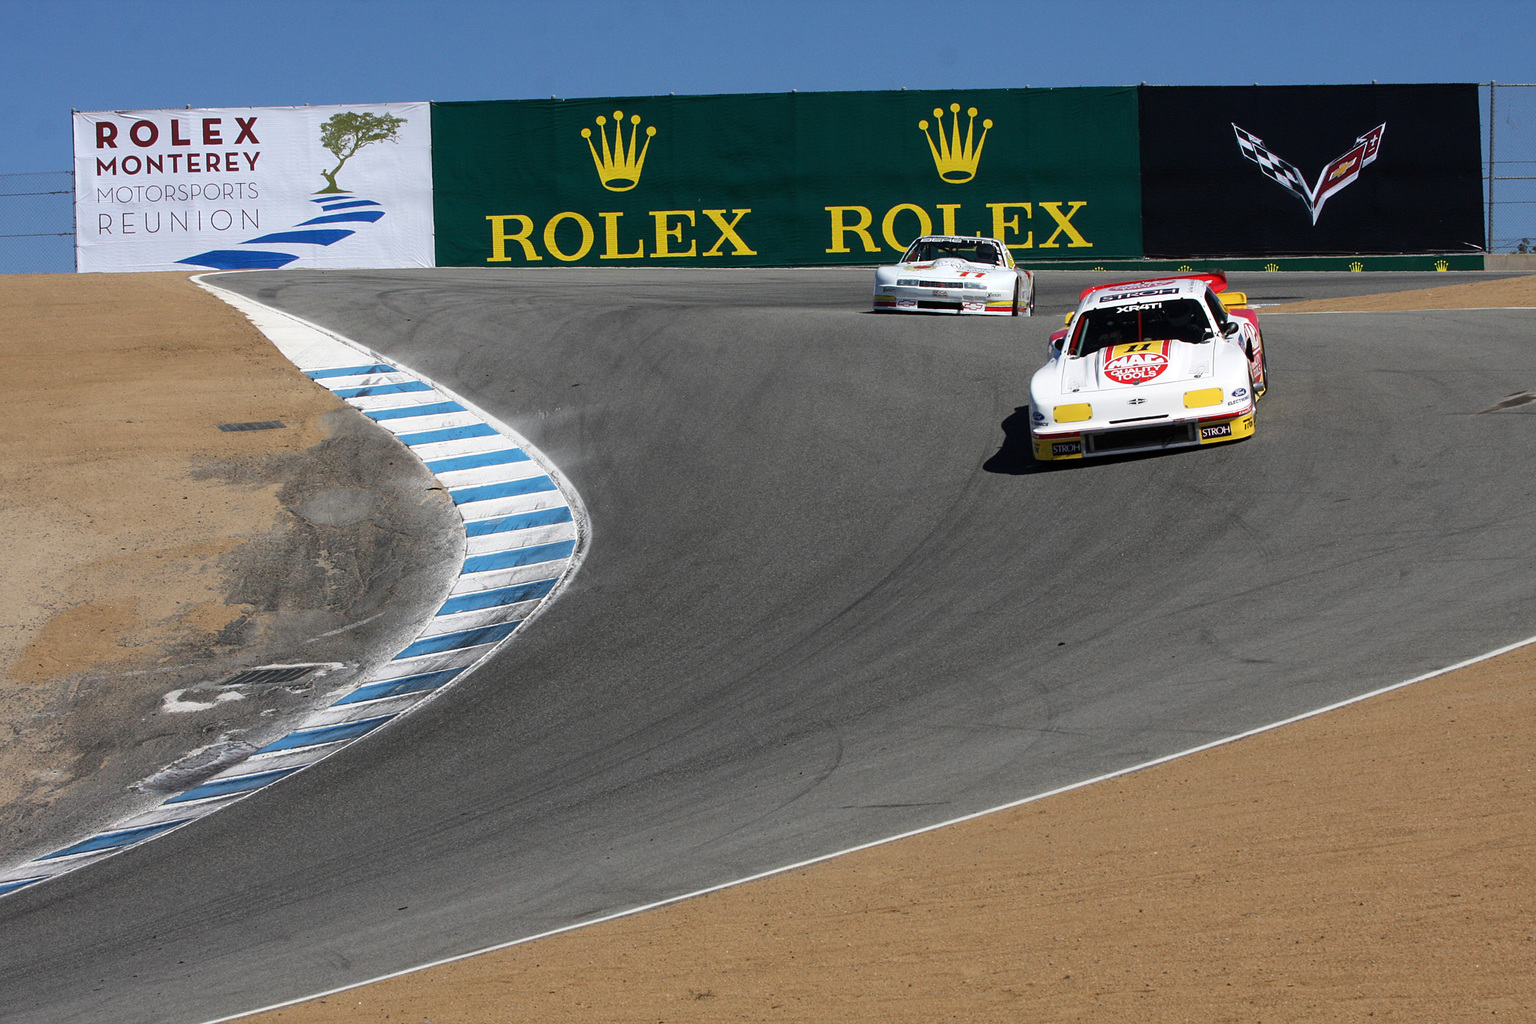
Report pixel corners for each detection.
[873,235,1035,316]
[1029,272,1269,461]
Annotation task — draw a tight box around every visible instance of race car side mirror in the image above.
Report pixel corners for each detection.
[1048,331,1067,357]
[1222,320,1241,338]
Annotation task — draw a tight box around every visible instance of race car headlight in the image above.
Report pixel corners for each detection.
[964,282,988,290]
[1054,403,1093,422]
[1183,388,1223,409]
[896,278,918,286]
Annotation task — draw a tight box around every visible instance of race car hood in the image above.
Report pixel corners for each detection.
[1059,338,1217,394]
[891,257,1005,278]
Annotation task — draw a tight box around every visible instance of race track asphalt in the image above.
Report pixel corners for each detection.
[2,269,1533,1024]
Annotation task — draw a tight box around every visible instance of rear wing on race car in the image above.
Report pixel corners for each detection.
[1062,270,1249,331]
[1077,271,1229,304]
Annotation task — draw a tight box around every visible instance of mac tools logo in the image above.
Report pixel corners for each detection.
[1102,342,1171,384]
[1233,122,1385,224]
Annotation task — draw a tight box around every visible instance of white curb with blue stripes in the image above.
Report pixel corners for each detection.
[0,276,587,899]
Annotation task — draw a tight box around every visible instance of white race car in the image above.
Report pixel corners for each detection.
[873,235,1035,316]
[1029,272,1268,461]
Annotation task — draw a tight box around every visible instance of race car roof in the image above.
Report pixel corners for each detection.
[1079,271,1228,306]
[910,234,1007,245]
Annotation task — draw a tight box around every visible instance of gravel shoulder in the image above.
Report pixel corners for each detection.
[1267,272,1536,312]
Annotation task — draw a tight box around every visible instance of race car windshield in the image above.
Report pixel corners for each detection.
[1069,299,1213,357]
[902,240,1002,265]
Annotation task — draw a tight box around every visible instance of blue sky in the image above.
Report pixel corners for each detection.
[1,0,1532,175]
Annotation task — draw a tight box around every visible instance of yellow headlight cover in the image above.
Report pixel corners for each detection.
[1183,388,1223,409]
[1054,403,1093,422]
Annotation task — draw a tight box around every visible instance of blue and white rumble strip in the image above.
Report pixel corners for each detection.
[0,278,586,899]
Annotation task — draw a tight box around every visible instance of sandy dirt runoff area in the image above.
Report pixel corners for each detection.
[3,271,1533,1023]
[0,272,459,863]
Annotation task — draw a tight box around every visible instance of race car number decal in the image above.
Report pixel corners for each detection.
[1103,342,1170,385]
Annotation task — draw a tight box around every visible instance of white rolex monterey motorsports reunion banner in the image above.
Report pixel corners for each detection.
[74,102,433,272]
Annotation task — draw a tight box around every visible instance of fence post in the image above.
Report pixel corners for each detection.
[1487,81,1496,252]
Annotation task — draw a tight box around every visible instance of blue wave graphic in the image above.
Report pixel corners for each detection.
[177,192,387,271]
[243,229,356,246]
[178,250,301,270]
[299,211,385,226]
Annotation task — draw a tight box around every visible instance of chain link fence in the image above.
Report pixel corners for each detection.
[0,171,73,273]
[2,86,1534,270]
[1485,82,1536,254]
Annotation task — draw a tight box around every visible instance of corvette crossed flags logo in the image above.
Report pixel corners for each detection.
[1233,122,1386,224]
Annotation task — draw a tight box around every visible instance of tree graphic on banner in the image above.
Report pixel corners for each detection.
[317,111,406,193]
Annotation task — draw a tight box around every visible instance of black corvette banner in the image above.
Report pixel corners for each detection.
[1139,85,1484,257]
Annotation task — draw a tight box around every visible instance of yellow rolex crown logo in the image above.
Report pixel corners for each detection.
[919,103,992,184]
[582,110,656,192]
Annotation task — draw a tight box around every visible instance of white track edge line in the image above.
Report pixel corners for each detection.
[199,628,1536,1024]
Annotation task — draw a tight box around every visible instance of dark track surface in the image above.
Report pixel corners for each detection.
[3,269,1534,1024]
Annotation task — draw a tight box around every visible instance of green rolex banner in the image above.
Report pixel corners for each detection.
[431,87,1143,268]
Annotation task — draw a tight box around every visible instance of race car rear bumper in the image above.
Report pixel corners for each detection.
[1031,408,1255,460]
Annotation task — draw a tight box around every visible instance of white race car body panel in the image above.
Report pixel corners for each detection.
[1030,275,1266,460]
[873,235,1034,316]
